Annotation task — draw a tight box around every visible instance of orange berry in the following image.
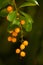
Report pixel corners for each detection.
[12,37,17,43]
[20,20,25,25]
[15,28,20,33]
[8,36,12,42]
[20,44,25,50]
[20,51,26,57]
[7,6,13,12]
[8,30,13,34]
[6,16,8,20]
[12,32,18,37]
[22,40,28,46]
[16,48,20,54]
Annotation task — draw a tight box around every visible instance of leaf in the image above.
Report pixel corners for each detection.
[23,19,32,32]
[12,19,20,26]
[7,11,17,22]
[19,0,39,8]
[19,11,33,32]
[7,22,19,31]
[0,0,10,9]
[19,15,32,32]
[19,11,33,23]
[7,19,20,31]
[0,9,8,17]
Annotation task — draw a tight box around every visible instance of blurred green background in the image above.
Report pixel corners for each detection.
[0,0,43,65]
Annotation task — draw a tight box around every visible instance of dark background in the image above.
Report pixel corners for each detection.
[0,0,43,65]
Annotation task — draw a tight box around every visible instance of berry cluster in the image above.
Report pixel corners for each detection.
[16,40,29,57]
[8,27,20,43]
[7,6,29,57]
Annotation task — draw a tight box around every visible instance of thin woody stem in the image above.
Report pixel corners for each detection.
[13,0,23,43]
[20,25,24,43]
[13,0,18,12]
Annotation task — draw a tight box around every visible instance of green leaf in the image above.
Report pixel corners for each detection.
[0,9,8,17]
[7,22,19,31]
[0,0,10,9]
[7,11,17,22]
[23,22,32,32]
[20,11,33,23]
[22,17,32,32]
[19,0,39,8]
[19,11,33,32]
[12,19,20,26]
[7,19,20,31]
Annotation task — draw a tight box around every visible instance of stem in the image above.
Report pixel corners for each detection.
[20,25,24,43]
[13,0,18,12]
[13,0,23,43]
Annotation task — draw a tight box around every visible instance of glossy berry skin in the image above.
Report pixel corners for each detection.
[7,6,13,12]
[12,32,18,37]
[23,40,28,46]
[20,20,25,25]
[20,44,25,50]
[12,38,17,43]
[15,28,20,33]
[20,51,26,57]
[8,36,12,42]
[16,49,20,54]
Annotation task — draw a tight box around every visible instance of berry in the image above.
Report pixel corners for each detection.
[8,36,12,42]
[20,51,26,57]
[16,18,19,20]
[8,30,13,34]
[20,44,25,50]
[12,32,18,37]
[22,40,28,46]
[6,16,8,20]
[7,6,13,12]
[15,28,20,33]
[16,48,20,54]
[20,20,25,25]
[12,37,17,43]
[17,13,20,16]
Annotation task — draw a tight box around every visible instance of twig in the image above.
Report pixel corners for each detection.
[13,0,18,13]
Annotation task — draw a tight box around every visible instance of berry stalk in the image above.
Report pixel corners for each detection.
[13,0,18,13]
[20,24,24,43]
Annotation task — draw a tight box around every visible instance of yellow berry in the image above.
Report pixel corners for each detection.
[20,51,26,57]
[15,28,20,33]
[20,44,25,50]
[12,32,18,37]
[16,18,19,20]
[12,38,17,43]
[8,36,12,42]
[16,48,20,54]
[8,30,13,34]
[22,40,28,46]
[20,20,25,25]
[7,6,13,12]
[6,16,8,20]
[17,13,19,16]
